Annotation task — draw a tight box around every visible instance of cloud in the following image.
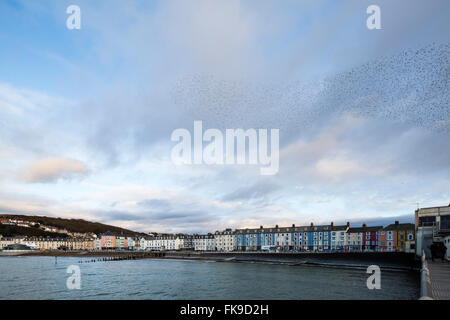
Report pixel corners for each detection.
[138,199,172,210]
[0,1,449,234]
[20,157,88,183]
[334,214,415,227]
[221,181,281,202]
[315,157,363,181]
[91,210,146,222]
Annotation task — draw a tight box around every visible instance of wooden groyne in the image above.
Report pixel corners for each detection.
[14,250,421,270]
[18,250,165,261]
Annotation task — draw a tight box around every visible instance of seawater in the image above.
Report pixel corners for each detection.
[0,256,419,300]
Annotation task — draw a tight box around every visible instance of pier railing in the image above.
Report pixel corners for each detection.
[419,250,433,300]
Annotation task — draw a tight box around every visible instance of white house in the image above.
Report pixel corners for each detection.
[193,234,215,251]
[214,229,235,252]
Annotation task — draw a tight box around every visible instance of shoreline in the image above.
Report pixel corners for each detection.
[162,255,419,272]
[1,250,420,272]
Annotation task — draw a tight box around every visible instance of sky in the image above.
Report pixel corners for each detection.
[0,0,449,233]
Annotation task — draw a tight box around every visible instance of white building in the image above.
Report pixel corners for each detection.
[274,231,290,249]
[0,236,25,249]
[94,238,101,250]
[415,205,450,257]
[127,236,135,250]
[139,235,193,251]
[330,224,349,250]
[214,229,235,252]
[193,234,215,251]
[140,237,152,250]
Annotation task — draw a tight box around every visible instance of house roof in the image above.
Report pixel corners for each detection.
[384,223,415,231]
[235,224,349,234]
[348,226,383,233]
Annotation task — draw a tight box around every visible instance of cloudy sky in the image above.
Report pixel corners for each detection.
[0,0,449,233]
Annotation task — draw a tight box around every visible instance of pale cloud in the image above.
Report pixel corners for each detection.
[0,199,47,214]
[0,1,449,233]
[158,0,259,78]
[19,157,88,183]
[315,157,363,181]
[0,82,62,115]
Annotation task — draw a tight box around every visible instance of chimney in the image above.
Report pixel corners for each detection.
[395,221,399,225]
[292,224,295,227]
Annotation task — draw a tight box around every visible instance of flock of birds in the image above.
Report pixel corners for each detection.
[171,43,449,141]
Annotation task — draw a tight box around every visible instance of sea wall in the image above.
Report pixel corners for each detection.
[165,251,420,270]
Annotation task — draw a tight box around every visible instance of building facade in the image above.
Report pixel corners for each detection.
[193,234,215,251]
[214,229,235,252]
[415,205,450,257]
[383,222,415,253]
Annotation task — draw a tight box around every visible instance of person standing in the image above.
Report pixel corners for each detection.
[430,242,437,261]
[439,242,447,262]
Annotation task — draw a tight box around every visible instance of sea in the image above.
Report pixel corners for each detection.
[0,256,419,300]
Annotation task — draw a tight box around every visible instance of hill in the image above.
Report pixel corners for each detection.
[0,224,68,238]
[0,214,147,237]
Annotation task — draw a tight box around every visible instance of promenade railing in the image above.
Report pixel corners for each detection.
[419,250,433,300]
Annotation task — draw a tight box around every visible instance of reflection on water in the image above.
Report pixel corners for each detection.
[0,256,419,300]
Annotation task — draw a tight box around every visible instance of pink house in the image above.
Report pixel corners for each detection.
[100,231,116,249]
[385,228,397,251]
[378,230,387,251]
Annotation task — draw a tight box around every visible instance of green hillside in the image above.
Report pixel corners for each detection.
[0,214,147,237]
[0,224,68,238]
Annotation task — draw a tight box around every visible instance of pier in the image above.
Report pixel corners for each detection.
[428,261,450,300]
[419,250,450,300]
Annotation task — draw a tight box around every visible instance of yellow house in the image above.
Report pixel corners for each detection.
[384,222,415,252]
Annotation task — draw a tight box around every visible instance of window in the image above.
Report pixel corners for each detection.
[441,215,449,230]
[419,216,436,227]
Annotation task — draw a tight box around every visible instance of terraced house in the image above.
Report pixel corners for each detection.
[18,238,68,250]
[100,231,116,249]
[193,234,215,251]
[2,215,426,254]
[344,224,382,252]
[66,238,95,251]
[362,225,383,252]
[0,237,95,251]
[233,222,351,252]
[382,221,415,253]
[139,235,194,251]
[330,223,349,251]
[214,229,234,252]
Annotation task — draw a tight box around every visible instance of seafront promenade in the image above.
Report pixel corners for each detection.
[428,261,450,300]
